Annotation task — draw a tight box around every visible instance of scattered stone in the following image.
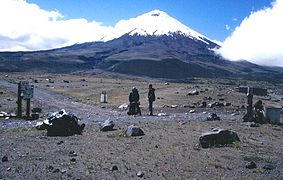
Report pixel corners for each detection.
[63,80,70,83]
[157,113,168,117]
[53,168,60,173]
[164,82,170,85]
[171,105,178,108]
[7,98,13,101]
[69,151,77,157]
[246,161,257,169]
[136,171,144,178]
[70,158,76,162]
[203,96,212,101]
[7,167,11,171]
[219,98,225,101]
[110,165,118,171]
[0,91,3,94]
[60,169,67,174]
[119,103,128,110]
[33,79,39,83]
[187,90,199,96]
[208,102,224,108]
[199,101,207,108]
[199,128,240,148]
[2,156,8,162]
[206,113,220,121]
[126,125,145,137]
[263,164,276,171]
[100,119,115,131]
[57,141,64,145]
[189,109,195,113]
[224,102,232,106]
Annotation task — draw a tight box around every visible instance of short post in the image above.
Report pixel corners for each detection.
[26,99,31,118]
[100,90,107,103]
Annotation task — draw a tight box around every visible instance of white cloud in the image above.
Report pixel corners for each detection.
[0,0,113,51]
[218,0,283,67]
[225,24,230,31]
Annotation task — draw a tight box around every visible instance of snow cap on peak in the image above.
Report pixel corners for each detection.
[106,10,210,43]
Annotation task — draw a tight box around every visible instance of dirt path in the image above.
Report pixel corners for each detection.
[0,80,244,129]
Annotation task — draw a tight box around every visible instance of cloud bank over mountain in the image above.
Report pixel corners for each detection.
[218,0,283,67]
[0,0,113,51]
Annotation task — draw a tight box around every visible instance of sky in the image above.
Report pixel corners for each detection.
[0,0,282,67]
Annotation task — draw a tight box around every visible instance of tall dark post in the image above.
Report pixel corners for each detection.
[17,82,23,118]
[26,99,31,118]
[246,87,253,121]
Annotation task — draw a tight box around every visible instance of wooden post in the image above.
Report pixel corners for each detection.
[17,82,23,118]
[26,98,31,118]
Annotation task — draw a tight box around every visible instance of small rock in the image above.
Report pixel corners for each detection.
[60,169,67,174]
[187,90,199,96]
[157,113,168,117]
[206,113,220,121]
[189,109,195,113]
[53,168,60,173]
[246,161,257,169]
[126,125,145,137]
[69,151,77,157]
[136,171,144,178]
[199,102,207,108]
[2,156,8,162]
[119,103,128,110]
[110,165,118,171]
[263,164,276,171]
[70,158,76,162]
[171,105,178,108]
[57,141,64,145]
[7,167,11,171]
[100,120,115,131]
[224,102,232,106]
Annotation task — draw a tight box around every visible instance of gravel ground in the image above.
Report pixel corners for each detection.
[1,73,283,179]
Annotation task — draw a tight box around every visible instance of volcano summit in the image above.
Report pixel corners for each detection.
[0,10,282,81]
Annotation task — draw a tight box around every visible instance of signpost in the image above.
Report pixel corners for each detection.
[17,81,34,118]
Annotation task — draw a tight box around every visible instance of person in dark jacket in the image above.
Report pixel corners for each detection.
[148,84,155,116]
[128,87,141,115]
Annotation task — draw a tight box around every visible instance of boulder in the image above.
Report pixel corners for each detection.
[199,128,240,148]
[126,125,145,137]
[36,109,85,136]
[100,120,115,131]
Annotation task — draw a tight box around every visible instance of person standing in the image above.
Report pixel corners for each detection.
[128,87,141,115]
[148,84,155,116]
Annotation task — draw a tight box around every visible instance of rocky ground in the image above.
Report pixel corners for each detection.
[0,72,283,179]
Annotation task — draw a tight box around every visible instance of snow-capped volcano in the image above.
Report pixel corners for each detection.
[104,10,211,44]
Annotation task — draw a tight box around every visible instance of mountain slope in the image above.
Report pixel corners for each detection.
[0,10,283,82]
